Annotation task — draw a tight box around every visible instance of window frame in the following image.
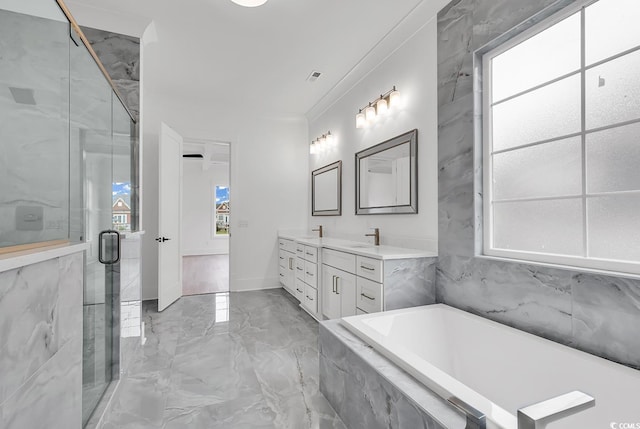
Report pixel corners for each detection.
[479,0,640,277]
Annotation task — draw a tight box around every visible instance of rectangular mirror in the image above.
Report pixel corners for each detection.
[312,160,342,216]
[356,129,417,215]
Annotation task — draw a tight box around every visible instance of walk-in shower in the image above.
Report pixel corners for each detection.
[0,1,137,426]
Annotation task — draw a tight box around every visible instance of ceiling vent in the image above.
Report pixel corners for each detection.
[9,87,36,105]
[306,71,322,82]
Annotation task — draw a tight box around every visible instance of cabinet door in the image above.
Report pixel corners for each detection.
[336,270,356,317]
[322,265,341,319]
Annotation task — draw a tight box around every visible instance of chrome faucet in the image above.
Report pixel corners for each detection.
[365,228,380,246]
[449,391,594,429]
[517,391,595,429]
[312,225,323,238]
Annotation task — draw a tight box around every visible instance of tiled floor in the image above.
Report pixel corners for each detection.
[182,255,229,296]
[99,289,346,429]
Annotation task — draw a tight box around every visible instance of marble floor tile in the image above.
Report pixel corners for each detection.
[98,289,345,428]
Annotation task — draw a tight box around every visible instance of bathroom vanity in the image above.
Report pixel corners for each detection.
[278,234,437,320]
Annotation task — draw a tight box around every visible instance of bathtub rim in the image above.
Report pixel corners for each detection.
[340,303,640,429]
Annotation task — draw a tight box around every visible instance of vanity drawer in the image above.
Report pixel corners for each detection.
[278,250,287,268]
[304,283,318,314]
[304,246,318,263]
[322,248,356,273]
[295,243,305,257]
[294,278,305,302]
[356,255,383,283]
[304,260,317,288]
[295,258,305,280]
[278,238,295,253]
[356,277,383,314]
[278,266,287,285]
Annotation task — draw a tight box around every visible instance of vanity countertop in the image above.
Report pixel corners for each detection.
[278,234,437,261]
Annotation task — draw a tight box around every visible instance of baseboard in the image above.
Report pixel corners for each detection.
[230,276,280,292]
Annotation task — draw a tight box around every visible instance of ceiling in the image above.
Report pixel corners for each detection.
[65,0,429,119]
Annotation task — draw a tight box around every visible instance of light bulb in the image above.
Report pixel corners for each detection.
[376,97,388,116]
[356,110,366,128]
[365,103,376,122]
[389,87,401,109]
[325,132,335,149]
[310,142,316,155]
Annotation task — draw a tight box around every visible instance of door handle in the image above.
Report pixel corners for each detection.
[332,275,336,293]
[336,276,340,295]
[155,236,171,242]
[99,230,120,265]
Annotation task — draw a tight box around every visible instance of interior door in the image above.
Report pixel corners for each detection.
[158,122,183,311]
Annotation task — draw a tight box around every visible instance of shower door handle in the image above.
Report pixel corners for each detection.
[98,230,121,265]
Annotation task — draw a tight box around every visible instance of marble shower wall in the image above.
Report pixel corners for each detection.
[0,252,84,428]
[0,10,71,247]
[81,27,140,120]
[437,0,640,368]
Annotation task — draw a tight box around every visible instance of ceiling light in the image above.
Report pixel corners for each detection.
[230,0,268,7]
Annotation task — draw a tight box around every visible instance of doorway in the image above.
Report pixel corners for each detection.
[181,140,230,295]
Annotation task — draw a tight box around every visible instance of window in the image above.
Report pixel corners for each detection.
[481,0,640,275]
[214,185,229,236]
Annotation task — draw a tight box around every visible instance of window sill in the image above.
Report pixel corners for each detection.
[475,253,640,282]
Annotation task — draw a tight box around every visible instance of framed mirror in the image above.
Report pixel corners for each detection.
[312,160,342,216]
[356,129,417,215]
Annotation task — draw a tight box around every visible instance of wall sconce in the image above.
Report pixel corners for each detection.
[310,131,335,155]
[355,86,401,129]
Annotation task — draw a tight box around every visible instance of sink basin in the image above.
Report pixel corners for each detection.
[345,244,375,249]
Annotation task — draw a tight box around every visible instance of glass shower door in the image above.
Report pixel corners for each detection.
[70,36,119,427]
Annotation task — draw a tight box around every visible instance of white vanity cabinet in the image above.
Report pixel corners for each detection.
[322,248,384,317]
[322,263,356,319]
[279,234,437,319]
[296,243,320,316]
[278,238,297,300]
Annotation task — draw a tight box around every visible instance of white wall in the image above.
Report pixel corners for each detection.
[182,158,229,255]
[140,83,308,299]
[307,17,440,252]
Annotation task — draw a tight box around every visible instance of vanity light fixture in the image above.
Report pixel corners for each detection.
[310,131,335,155]
[355,86,401,128]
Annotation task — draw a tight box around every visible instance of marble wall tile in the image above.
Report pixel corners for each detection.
[436,0,640,369]
[319,321,463,429]
[0,337,82,429]
[0,10,71,247]
[119,236,141,302]
[384,257,437,311]
[0,258,60,404]
[57,252,84,347]
[81,27,140,120]
[572,276,640,369]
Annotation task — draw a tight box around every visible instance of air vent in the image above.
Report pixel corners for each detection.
[9,87,36,105]
[306,71,322,82]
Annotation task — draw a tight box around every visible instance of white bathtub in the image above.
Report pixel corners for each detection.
[341,304,640,429]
